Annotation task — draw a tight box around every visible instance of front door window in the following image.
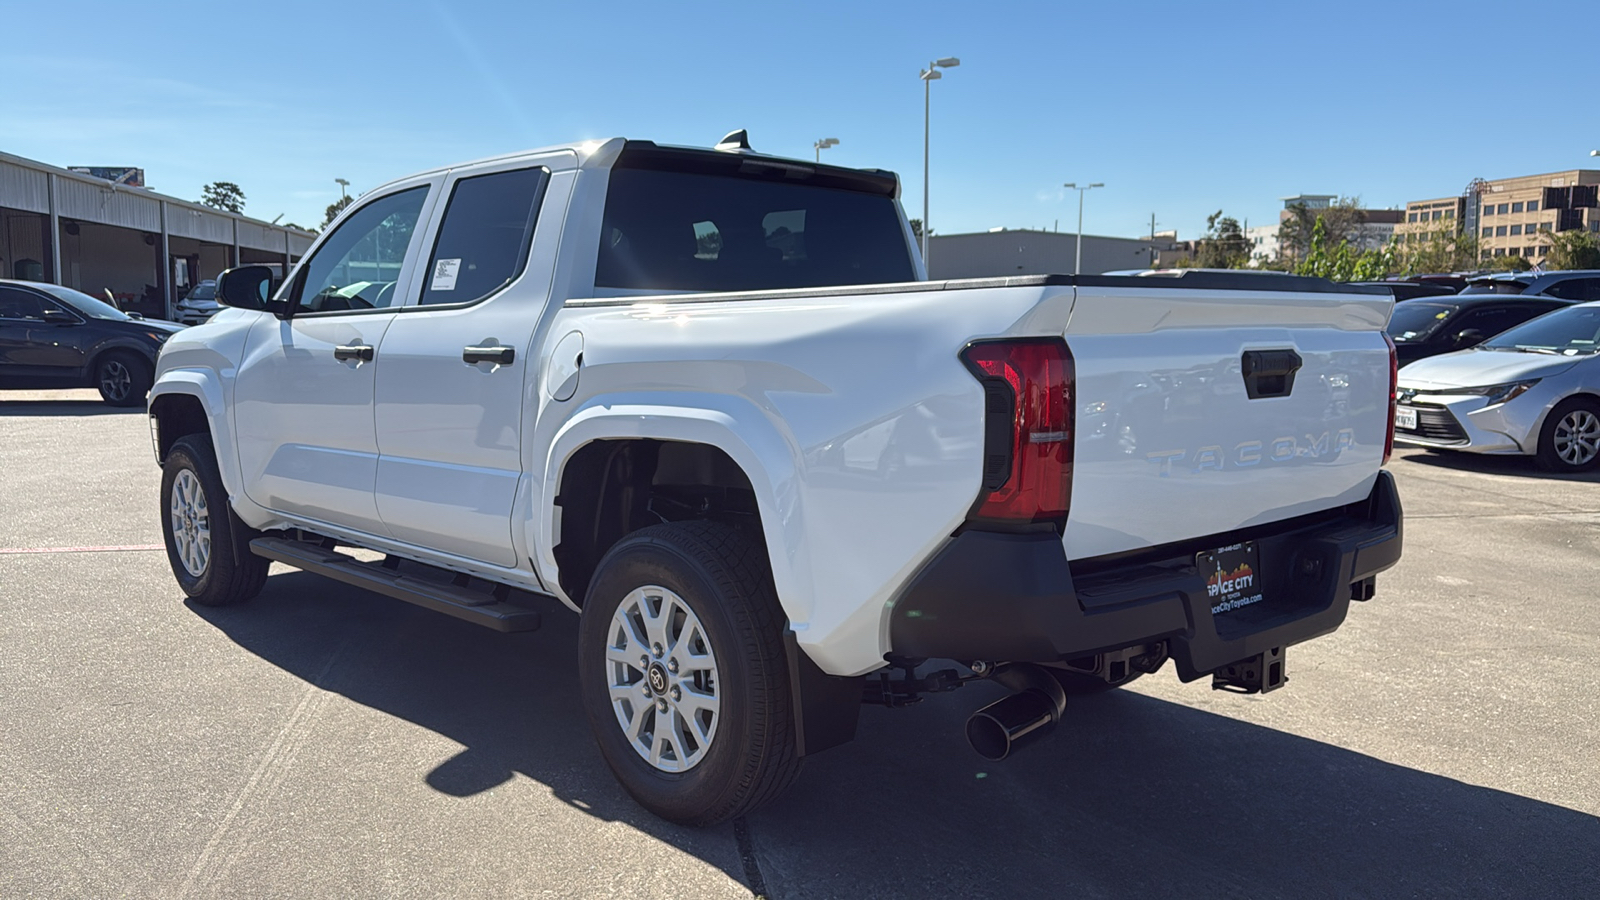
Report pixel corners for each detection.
[290,187,429,313]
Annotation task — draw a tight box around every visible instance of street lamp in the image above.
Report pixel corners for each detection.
[814,137,839,162]
[920,56,960,269]
[1591,150,1599,157]
[1063,182,1105,275]
[334,178,350,201]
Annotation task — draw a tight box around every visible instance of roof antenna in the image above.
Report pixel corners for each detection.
[714,129,753,153]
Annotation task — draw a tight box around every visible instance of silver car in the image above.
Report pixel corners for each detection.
[174,280,220,325]
[1395,302,1600,471]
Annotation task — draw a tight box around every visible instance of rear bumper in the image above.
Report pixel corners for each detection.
[888,470,1403,681]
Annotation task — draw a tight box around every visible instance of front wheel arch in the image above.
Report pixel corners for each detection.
[1535,394,1600,472]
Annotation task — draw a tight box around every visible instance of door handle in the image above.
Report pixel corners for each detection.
[333,344,374,362]
[463,345,514,366]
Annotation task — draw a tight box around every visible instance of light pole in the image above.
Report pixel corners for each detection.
[920,56,960,269]
[814,137,839,162]
[335,178,350,202]
[1063,182,1104,275]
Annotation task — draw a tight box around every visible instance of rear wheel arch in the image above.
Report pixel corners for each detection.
[553,438,767,608]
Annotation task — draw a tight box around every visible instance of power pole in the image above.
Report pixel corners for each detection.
[1148,213,1158,267]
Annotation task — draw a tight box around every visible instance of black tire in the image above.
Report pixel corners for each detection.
[161,434,269,607]
[1048,668,1144,696]
[1535,397,1600,473]
[577,521,801,826]
[95,351,152,407]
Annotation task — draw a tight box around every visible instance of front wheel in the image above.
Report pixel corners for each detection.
[161,434,269,606]
[1536,397,1600,473]
[577,521,800,826]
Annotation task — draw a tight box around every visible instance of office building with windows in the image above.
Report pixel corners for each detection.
[1398,171,1600,262]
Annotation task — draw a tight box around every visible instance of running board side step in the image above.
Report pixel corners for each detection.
[249,537,543,633]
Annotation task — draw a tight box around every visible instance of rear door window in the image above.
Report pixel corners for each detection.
[420,167,549,306]
[596,167,915,293]
[1542,278,1600,302]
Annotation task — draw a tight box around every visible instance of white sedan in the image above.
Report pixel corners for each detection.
[1395,302,1600,472]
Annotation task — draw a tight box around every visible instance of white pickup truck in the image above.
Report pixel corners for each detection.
[148,134,1403,825]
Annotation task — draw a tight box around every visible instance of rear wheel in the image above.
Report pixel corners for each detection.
[161,434,269,606]
[1536,397,1600,472]
[96,351,151,407]
[577,521,800,826]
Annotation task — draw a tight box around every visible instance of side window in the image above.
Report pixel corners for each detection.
[420,167,548,306]
[1453,308,1521,339]
[0,287,47,320]
[1541,278,1592,301]
[291,186,429,314]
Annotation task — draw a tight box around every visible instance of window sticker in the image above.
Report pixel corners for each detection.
[431,258,462,291]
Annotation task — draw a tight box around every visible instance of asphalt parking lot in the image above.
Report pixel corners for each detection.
[2,389,1597,899]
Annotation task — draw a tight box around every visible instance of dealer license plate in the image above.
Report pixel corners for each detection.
[1395,405,1419,431]
[1198,541,1265,617]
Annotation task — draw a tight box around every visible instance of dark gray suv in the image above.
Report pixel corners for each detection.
[0,280,184,406]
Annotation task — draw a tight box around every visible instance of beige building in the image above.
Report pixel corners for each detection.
[1398,171,1600,262]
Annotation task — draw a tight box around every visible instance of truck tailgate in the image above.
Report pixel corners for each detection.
[1062,284,1392,561]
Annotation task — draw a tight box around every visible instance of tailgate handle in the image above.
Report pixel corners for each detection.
[1241,349,1301,399]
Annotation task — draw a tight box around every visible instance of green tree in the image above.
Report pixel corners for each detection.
[199,181,246,214]
[909,218,929,242]
[1278,197,1368,265]
[1395,226,1479,276]
[1535,228,1600,270]
[1195,210,1252,268]
[323,195,354,228]
[1293,216,1395,281]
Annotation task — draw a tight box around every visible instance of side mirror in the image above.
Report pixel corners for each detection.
[216,265,277,314]
[41,308,78,325]
[1454,328,1486,347]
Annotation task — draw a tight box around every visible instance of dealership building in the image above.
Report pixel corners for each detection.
[0,150,315,320]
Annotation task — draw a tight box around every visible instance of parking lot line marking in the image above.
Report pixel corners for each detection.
[0,544,164,554]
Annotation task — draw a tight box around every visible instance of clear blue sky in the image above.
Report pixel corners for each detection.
[4,0,1595,240]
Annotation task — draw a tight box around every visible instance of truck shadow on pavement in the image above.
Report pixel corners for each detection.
[192,570,1600,899]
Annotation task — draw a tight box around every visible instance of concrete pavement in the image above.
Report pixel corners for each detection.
[2,389,1595,898]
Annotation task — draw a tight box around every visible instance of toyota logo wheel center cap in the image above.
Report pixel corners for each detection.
[647,663,668,694]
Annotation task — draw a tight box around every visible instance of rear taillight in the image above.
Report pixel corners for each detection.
[1383,332,1398,465]
[960,338,1074,528]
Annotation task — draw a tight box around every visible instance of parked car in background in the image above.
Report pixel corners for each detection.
[174,280,220,325]
[0,279,183,405]
[1355,280,1458,302]
[1459,270,1600,301]
[1387,294,1571,366]
[1395,302,1600,471]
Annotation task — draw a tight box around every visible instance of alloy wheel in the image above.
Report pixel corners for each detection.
[1553,409,1600,467]
[605,585,721,773]
[100,360,132,401]
[170,469,212,577]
